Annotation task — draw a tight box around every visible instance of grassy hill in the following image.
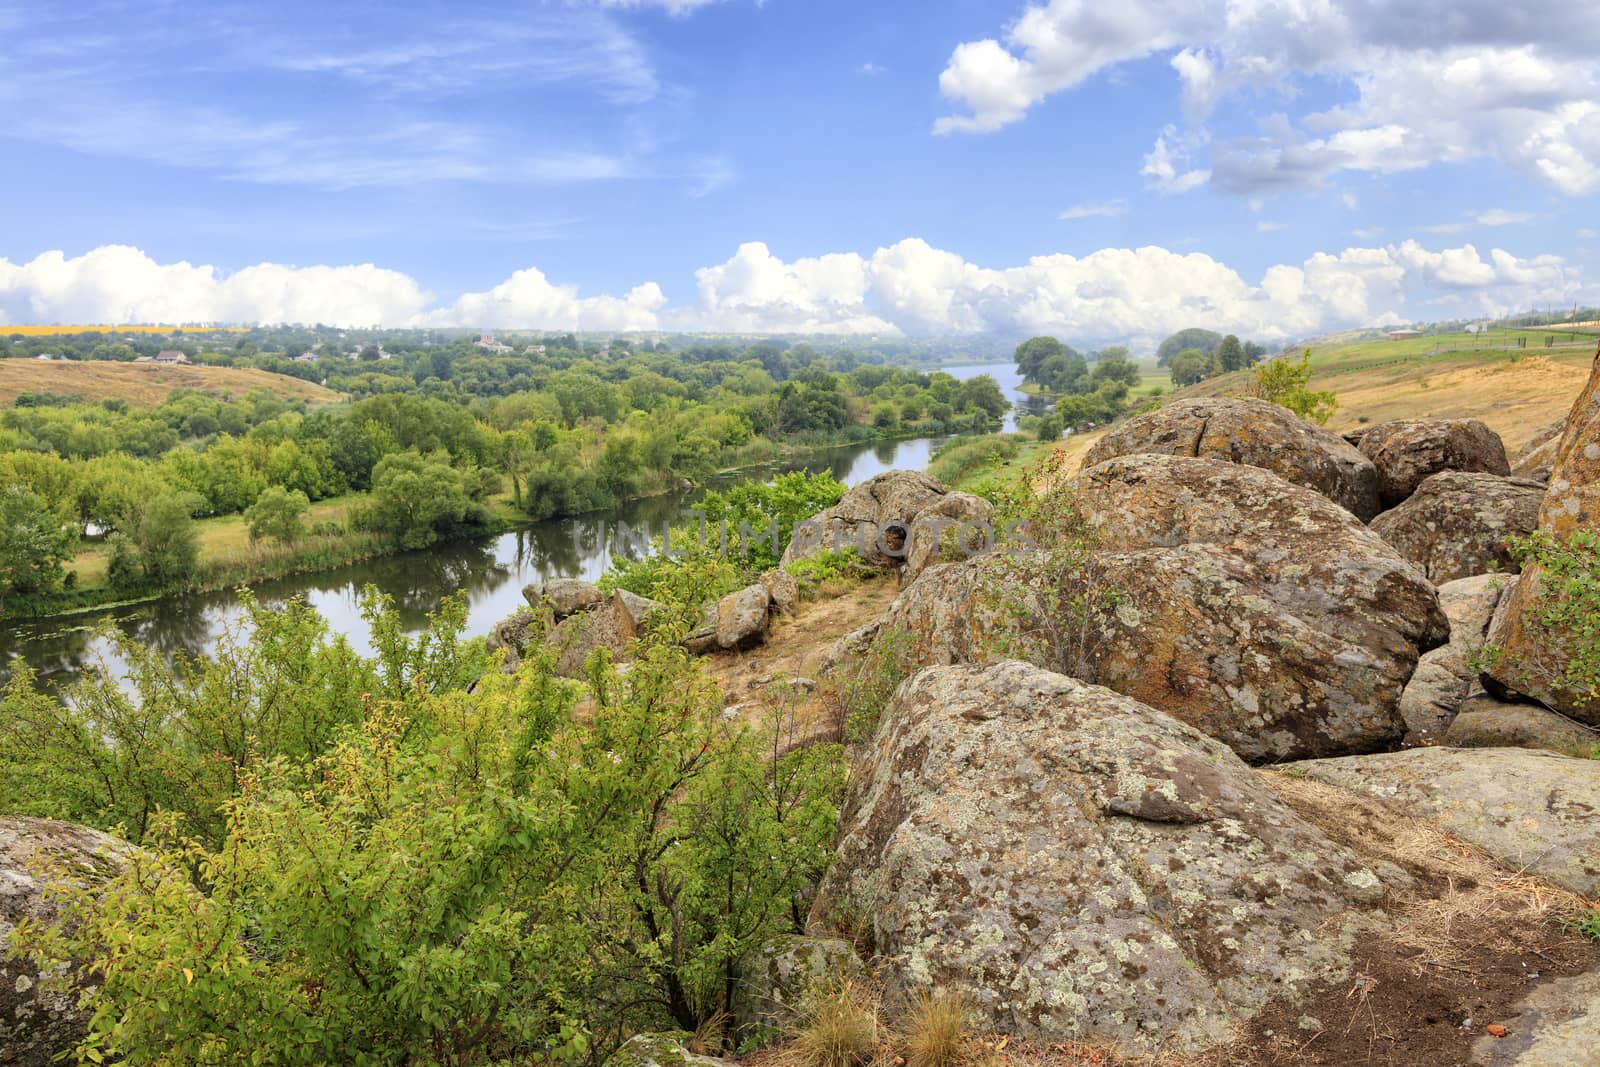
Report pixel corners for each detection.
[0,359,342,408]
[1174,332,1597,452]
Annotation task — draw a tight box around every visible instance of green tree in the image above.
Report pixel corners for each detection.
[1252,349,1338,424]
[129,492,201,582]
[0,484,77,606]
[1156,327,1222,367]
[1089,349,1141,388]
[1168,348,1213,387]
[1216,334,1246,372]
[244,486,311,546]
[364,450,481,549]
[1014,336,1067,383]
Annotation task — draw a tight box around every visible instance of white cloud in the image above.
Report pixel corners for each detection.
[1,240,1588,346]
[937,1,1600,196]
[1059,199,1128,220]
[859,62,885,76]
[1473,209,1535,226]
[1256,221,1285,233]
[1141,132,1210,194]
[1341,192,1359,210]
[594,0,732,12]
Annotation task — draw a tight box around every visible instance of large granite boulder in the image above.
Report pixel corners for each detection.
[736,935,863,1030]
[715,583,769,651]
[1286,747,1600,897]
[876,455,1448,761]
[1356,418,1511,506]
[602,1033,737,1067]
[1443,694,1599,755]
[901,491,996,585]
[544,592,642,676]
[782,470,947,569]
[523,578,606,618]
[1369,472,1543,583]
[1396,574,1514,740]
[811,660,1385,1053]
[2,817,132,1067]
[1484,351,1600,722]
[486,610,542,668]
[1511,418,1566,482]
[1083,396,1384,519]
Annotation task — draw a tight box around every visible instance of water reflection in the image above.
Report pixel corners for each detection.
[0,362,1035,689]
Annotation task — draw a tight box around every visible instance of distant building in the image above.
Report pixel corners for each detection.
[294,352,318,363]
[475,333,513,355]
[153,349,190,364]
[1387,329,1422,340]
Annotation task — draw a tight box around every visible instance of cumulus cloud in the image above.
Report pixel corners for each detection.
[937,0,1600,195]
[1,240,1588,346]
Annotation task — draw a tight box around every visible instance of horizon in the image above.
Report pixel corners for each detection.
[2,1,1598,345]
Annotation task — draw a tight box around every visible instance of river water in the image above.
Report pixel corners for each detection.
[0,362,1042,689]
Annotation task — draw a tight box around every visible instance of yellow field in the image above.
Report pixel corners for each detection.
[4,325,247,336]
[1178,346,1595,452]
[0,359,341,408]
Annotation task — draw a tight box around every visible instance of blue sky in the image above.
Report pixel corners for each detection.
[2,0,1599,344]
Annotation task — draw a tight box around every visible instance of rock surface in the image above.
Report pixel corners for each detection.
[1511,418,1565,482]
[1444,695,1599,755]
[901,490,996,584]
[1397,573,1513,739]
[782,470,947,568]
[876,455,1448,760]
[759,570,799,617]
[2,817,132,1067]
[1485,351,1600,722]
[486,610,541,668]
[523,577,605,618]
[1470,970,1600,1067]
[1369,472,1542,583]
[1083,396,1384,519]
[1356,418,1511,506]
[811,660,1385,1053]
[737,935,863,1029]
[544,592,641,676]
[602,1033,737,1067]
[1287,747,1600,897]
[714,583,770,651]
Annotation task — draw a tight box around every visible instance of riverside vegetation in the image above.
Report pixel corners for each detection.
[0,332,1010,618]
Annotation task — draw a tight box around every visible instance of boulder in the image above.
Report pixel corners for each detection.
[543,592,640,676]
[811,660,1385,1053]
[1286,747,1600,897]
[1484,350,1600,722]
[877,455,1448,761]
[715,584,769,651]
[737,935,863,1030]
[486,610,541,668]
[1511,418,1566,482]
[602,1033,737,1067]
[613,589,661,629]
[1369,472,1542,583]
[901,491,996,584]
[1443,694,1599,755]
[1083,396,1384,519]
[759,570,800,617]
[2,817,132,1067]
[782,470,947,569]
[1471,971,1600,1067]
[1356,418,1511,506]
[523,578,605,618]
[1397,574,1514,740]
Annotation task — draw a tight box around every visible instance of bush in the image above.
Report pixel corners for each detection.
[821,626,918,744]
[927,434,1020,487]
[785,548,861,597]
[901,989,969,1067]
[790,981,879,1067]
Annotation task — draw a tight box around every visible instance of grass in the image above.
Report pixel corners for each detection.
[790,980,880,1067]
[0,359,340,408]
[1174,343,1594,452]
[1565,906,1600,942]
[902,989,970,1067]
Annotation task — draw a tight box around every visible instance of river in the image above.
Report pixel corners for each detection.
[0,362,1041,689]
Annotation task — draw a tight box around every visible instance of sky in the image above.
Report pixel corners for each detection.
[2,0,1599,346]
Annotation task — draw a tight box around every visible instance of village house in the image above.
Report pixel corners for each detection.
[153,349,190,365]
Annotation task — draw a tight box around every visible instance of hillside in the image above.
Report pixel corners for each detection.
[1175,338,1595,451]
[0,359,342,408]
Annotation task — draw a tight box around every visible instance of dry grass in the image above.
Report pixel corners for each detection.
[902,989,971,1067]
[1175,347,1593,452]
[790,980,881,1067]
[0,359,340,408]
